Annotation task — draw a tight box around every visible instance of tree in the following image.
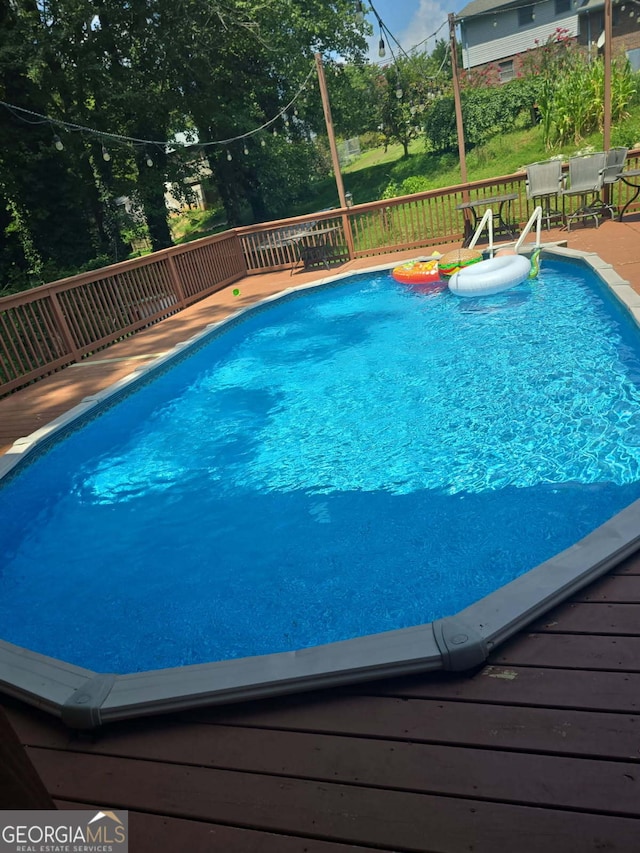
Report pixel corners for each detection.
[377,54,438,157]
[0,0,370,286]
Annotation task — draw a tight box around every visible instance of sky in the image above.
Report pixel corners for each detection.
[362,0,468,61]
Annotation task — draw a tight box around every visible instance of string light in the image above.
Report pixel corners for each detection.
[0,64,315,152]
[226,150,232,160]
[53,134,64,151]
[145,155,153,167]
[101,144,111,161]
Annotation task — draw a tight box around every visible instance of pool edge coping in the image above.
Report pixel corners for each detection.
[2,244,640,729]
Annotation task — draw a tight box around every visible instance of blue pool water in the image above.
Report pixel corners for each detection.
[3,259,640,674]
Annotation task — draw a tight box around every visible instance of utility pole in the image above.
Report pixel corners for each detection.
[448,13,468,186]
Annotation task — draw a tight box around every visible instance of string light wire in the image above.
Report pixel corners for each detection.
[0,63,316,151]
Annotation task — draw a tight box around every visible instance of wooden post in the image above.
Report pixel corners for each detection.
[314,53,355,260]
[449,14,468,187]
[165,254,187,308]
[49,291,80,362]
[603,0,612,152]
[449,14,471,243]
[314,52,347,209]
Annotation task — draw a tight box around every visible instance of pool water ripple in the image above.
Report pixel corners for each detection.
[2,259,640,673]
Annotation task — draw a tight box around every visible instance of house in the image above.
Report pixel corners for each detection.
[456,0,640,81]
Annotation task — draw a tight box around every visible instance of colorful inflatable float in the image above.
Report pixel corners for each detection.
[448,250,540,298]
[391,256,441,286]
[438,248,483,277]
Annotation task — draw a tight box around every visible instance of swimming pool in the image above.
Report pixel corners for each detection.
[3,246,640,727]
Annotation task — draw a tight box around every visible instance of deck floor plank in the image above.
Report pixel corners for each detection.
[571,574,640,602]
[528,602,640,635]
[55,803,381,853]
[3,704,637,818]
[353,664,640,713]
[186,694,640,761]
[28,749,640,853]
[492,631,640,670]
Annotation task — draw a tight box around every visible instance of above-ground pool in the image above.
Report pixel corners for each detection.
[3,247,640,728]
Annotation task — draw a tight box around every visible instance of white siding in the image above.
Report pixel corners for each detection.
[460,2,579,68]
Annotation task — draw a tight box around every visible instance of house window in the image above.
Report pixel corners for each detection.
[518,4,534,25]
[555,0,570,13]
[498,60,515,82]
[627,47,640,72]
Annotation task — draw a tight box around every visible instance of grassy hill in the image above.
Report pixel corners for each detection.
[174,105,640,242]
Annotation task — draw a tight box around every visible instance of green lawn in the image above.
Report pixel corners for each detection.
[173,105,640,241]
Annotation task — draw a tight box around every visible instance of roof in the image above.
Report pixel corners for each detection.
[456,0,603,20]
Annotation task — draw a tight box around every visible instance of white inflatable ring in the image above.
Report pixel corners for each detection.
[448,254,531,297]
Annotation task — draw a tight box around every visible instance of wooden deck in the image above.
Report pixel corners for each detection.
[3,218,640,850]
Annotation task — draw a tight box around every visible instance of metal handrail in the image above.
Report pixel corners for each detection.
[515,206,543,252]
[468,208,495,255]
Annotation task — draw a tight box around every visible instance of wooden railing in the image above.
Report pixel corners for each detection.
[2,150,639,398]
[0,231,246,395]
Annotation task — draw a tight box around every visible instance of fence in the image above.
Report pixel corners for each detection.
[2,151,639,398]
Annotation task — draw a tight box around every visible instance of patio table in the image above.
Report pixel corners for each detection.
[456,193,519,246]
[288,225,344,273]
[617,169,640,221]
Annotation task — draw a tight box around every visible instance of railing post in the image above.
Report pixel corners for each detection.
[342,212,355,260]
[165,254,187,308]
[49,290,80,362]
[231,231,249,275]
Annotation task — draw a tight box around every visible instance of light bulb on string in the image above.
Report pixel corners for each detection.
[243,144,249,155]
[101,145,111,162]
[378,37,386,58]
[226,150,232,161]
[396,86,403,99]
[53,134,64,151]
[272,126,278,136]
[261,137,267,147]
[355,1,365,23]
[146,155,153,167]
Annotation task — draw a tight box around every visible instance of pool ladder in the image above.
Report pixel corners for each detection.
[467,206,544,257]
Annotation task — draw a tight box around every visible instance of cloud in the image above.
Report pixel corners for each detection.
[398,0,451,54]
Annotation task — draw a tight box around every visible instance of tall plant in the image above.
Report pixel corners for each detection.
[521,29,637,147]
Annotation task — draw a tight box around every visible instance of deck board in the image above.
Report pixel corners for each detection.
[186,695,640,761]
[492,631,640,670]
[56,803,379,853]
[528,602,640,635]
[357,665,640,712]
[6,705,639,818]
[26,749,640,853]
